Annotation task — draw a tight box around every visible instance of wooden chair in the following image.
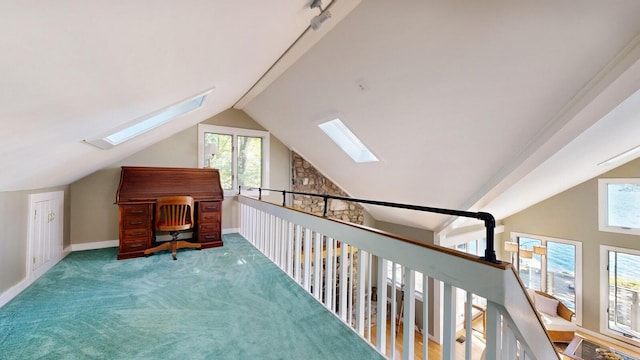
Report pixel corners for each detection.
[144,196,201,260]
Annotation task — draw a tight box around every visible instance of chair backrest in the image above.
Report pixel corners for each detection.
[155,196,194,232]
[534,290,575,321]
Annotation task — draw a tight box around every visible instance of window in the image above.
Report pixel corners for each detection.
[454,238,488,325]
[518,237,543,291]
[385,237,489,301]
[87,88,214,149]
[386,261,425,299]
[598,179,640,236]
[318,118,378,163]
[600,246,640,345]
[512,233,582,324]
[198,124,269,196]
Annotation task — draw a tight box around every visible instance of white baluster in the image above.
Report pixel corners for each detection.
[339,243,349,322]
[303,228,312,291]
[325,237,335,310]
[403,268,415,360]
[376,257,388,354]
[390,262,398,360]
[286,221,294,276]
[313,232,322,300]
[465,291,473,360]
[356,248,367,336]
[294,225,302,283]
[442,282,455,360]
[422,273,428,360]
[485,301,501,360]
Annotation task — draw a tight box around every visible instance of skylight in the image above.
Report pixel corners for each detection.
[318,118,378,163]
[86,88,214,149]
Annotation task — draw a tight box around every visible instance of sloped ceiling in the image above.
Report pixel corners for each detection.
[3,1,640,233]
[0,0,349,191]
[241,0,640,231]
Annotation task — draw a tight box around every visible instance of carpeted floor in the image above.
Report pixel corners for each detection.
[0,233,384,360]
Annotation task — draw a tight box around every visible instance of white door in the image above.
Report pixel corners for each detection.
[28,191,64,280]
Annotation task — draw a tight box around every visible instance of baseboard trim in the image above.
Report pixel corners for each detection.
[1,249,71,308]
[71,232,238,251]
[223,228,240,234]
[70,240,119,252]
[0,278,30,308]
[72,233,239,251]
[63,245,72,258]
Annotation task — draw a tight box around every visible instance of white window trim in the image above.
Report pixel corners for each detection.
[385,227,504,301]
[598,178,640,236]
[600,245,640,347]
[511,232,583,326]
[385,262,425,301]
[198,124,270,197]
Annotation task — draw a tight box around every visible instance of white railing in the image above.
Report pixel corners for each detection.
[238,195,559,360]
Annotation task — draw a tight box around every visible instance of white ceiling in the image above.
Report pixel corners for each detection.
[242,0,640,231]
[3,1,640,233]
[0,0,340,190]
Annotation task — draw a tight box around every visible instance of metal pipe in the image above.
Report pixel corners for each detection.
[322,195,328,217]
[239,187,500,263]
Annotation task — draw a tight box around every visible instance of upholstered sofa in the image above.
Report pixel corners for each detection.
[528,289,576,343]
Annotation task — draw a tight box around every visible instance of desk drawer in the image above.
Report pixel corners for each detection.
[120,229,149,253]
[123,228,149,238]
[121,239,148,253]
[123,205,149,217]
[123,215,148,229]
[199,222,220,233]
[200,212,220,223]
[199,232,221,243]
[199,201,220,213]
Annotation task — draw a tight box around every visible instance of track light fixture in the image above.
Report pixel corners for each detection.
[310,0,331,31]
[310,0,323,9]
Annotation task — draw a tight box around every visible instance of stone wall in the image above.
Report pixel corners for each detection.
[291,151,364,224]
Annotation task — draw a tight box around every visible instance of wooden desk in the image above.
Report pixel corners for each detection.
[115,166,224,260]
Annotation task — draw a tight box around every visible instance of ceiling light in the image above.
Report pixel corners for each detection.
[503,241,519,253]
[310,0,322,9]
[85,88,214,149]
[309,0,331,31]
[533,245,547,256]
[519,249,533,259]
[318,118,378,163]
[311,11,332,31]
[598,145,640,166]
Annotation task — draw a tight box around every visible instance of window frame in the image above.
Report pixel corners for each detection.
[386,261,425,301]
[600,245,640,347]
[598,178,640,236]
[385,232,492,301]
[511,232,583,325]
[198,124,270,197]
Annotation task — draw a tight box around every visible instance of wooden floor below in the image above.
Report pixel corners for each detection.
[368,317,486,359]
[366,317,640,359]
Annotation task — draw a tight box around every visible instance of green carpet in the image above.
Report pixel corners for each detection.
[0,233,384,360]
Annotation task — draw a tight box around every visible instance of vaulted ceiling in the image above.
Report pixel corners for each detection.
[3,1,640,233]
